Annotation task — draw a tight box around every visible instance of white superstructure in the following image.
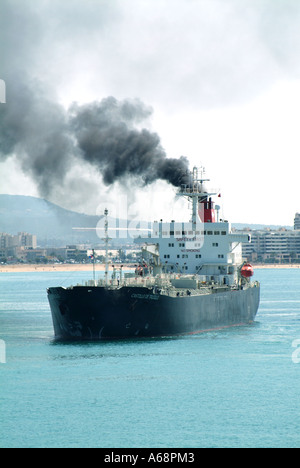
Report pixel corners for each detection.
[136,167,251,285]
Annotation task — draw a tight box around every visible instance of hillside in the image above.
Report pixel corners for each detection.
[0,194,292,247]
[0,195,101,245]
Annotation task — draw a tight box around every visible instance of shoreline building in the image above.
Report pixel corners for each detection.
[295,213,300,230]
[0,232,37,261]
[243,213,300,263]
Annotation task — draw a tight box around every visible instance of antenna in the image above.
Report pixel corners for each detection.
[215,205,221,223]
[177,166,216,230]
[104,208,110,286]
[92,248,96,283]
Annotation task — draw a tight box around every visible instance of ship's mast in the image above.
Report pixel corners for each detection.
[104,208,110,286]
[177,166,217,230]
[92,248,96,284]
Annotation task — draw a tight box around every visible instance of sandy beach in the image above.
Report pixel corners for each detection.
[0,264,136,273]
[254,264,300,269]
[0,263,300,273]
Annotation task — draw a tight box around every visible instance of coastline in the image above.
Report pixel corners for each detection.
[0,264,136,273]
[254,264,300,269]
[0,263,300,273]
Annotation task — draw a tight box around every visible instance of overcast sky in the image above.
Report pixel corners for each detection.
[1,0,300,225]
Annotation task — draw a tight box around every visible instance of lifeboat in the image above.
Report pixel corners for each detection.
[241,263,254,278]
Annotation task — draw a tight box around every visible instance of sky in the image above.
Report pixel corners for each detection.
[0,0,300,225]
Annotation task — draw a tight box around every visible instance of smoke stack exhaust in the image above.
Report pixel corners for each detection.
[0,88,190,197]
[70,97,190,188]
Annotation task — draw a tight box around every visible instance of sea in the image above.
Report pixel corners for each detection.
[0,268,299,448]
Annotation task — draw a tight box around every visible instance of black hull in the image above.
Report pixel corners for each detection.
[48,284,260,340]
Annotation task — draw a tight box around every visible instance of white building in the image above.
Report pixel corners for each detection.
[294,213,300,230]
[242,229,300,262]
[0,232,37,249]
[0,232,37,260]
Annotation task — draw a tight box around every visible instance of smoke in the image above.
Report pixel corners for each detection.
[0,1,191,202]
[0,6,192,208]
[70,98,189,187]
[0,77,75,197]
[0,81,189,198]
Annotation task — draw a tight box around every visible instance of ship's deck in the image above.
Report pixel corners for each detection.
[67,274,260,298]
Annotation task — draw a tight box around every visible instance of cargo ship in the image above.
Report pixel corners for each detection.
[47,167,260,340]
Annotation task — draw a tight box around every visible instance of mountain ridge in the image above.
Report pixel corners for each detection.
[0,194,101,245]
[0,194,293,246]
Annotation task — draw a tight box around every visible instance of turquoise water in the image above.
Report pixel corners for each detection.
[0,269,299,448]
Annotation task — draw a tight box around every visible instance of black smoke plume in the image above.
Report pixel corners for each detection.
[0,77,74,197]
[70,97,189,187]
[0,81,189,197]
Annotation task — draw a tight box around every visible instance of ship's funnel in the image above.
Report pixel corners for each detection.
[198,197,216,223]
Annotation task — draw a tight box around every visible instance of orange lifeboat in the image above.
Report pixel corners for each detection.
[241,263,254,278]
